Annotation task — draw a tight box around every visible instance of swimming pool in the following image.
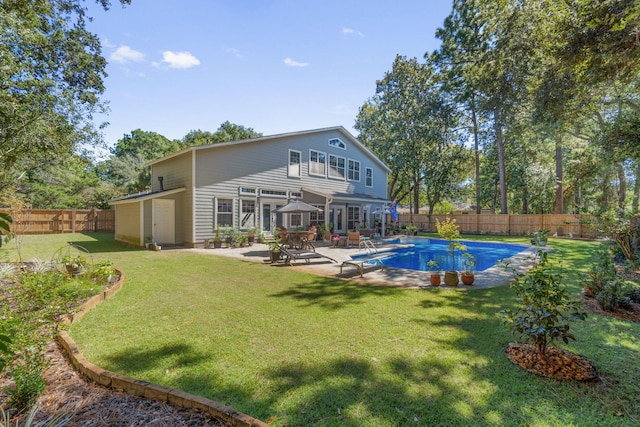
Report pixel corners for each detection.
[356,237,528,272]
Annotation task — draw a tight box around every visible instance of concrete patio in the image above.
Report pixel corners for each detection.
[180,238,541,290]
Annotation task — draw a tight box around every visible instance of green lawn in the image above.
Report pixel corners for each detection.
[4,233,639,426]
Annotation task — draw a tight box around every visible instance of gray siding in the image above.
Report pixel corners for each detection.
[193,129,388,241]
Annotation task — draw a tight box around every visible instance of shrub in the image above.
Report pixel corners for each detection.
[88,260,117,284]
[595,279,633,312]
[628,287,640,303]
[0,333,10,372]
[582,244,618,296]
[501,250,587,354]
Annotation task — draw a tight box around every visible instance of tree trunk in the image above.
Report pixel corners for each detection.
[522,185,529,214]
[633,162,640,214]
[617,163,627,211]
[494,110,508,214]
[472,101,481,214]
[554,137,564,214]
[413,173,420,215]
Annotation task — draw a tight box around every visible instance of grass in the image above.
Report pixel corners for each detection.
[2,233,639,426]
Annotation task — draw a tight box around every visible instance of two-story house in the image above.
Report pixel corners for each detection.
[109,126,391,247]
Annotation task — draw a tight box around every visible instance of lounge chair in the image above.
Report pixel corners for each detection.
[340,255,387,277]
[279,245,337,265]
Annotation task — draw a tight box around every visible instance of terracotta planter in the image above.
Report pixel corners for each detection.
[444,271,459,286]
[461,273,474,286]
[430,274,441,286]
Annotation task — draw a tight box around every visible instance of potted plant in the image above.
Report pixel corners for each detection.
[237,233,248,247]
[225,228,236,248]
[63,254,87,276]
[530,229,549,246]
[212,227,222,248]
[436,218,467,286]
[427,259,441,286]
[461,252,476,286]
[268,239,282,263]
[407,224,417,236]
[149,242,161,251]
[247,228,256,244]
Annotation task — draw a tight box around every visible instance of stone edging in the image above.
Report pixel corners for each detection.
[57,269,270,427]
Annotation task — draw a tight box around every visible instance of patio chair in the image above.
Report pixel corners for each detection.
[347,231,361,248]
[302,230,317,251]
[276,227,290,247]
[279,245,337,265]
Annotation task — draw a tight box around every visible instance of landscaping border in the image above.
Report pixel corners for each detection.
[56,270,270,427]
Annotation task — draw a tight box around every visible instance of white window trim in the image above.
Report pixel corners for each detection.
[309,149,326,177]
[348,159,361,182]
[288,149,302,178]
[215,197,234,229]
[365,167,373,188]
[328,154,346,180]
[328,138,346,150]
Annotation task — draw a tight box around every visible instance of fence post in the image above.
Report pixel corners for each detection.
[71,208,76,233]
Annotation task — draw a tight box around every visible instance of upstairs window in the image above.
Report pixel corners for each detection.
[365,167,373,187]
[288,150,301,177]
[309,150,326,176]
[328,155,345,180]
[328,138,346,150]
[348,159,360,181]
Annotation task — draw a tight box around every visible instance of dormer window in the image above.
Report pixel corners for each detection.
[328,138,346,150]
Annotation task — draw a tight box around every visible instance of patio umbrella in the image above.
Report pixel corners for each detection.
[276,200,322,213]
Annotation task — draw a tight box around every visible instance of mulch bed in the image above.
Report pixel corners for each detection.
[505,268,639,382]
[1,342,228,426]
[504,343,598,381]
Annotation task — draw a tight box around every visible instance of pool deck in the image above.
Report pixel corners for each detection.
[177,237,543,290]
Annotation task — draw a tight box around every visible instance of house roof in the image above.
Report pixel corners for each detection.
[108,187,186,205]
[146,126,392,173]
[302,187,390,204]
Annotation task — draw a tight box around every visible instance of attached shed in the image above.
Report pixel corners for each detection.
[110,188,186,247]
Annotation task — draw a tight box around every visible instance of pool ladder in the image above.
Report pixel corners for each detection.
[360,237,377,254]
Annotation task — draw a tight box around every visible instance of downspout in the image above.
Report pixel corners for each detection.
[325,197,333,233]
[192,150,197,247]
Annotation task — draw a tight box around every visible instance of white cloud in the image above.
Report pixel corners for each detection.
[110,45,145,63]
[227,47,243,59]
[284,57,310,67]
[342,27,364,38]
[161,51,201,69]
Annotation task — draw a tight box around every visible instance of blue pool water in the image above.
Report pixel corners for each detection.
[355,237,528,272]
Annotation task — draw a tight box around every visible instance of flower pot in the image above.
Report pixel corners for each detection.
[430,274,441,286]
[213,241,222,248]
[269,250,282,263]
[461,273,474,286]
[65,264,82,276]
[444,271,459,286]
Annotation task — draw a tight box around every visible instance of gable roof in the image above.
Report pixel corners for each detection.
[146,126,391,173]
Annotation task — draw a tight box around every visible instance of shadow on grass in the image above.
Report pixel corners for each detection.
[268,276,403,310]
[67,232,143,254]
[101,343,209,376]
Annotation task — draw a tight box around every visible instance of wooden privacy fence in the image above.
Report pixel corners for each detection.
[0,209,115,234]
[396,213,595,239]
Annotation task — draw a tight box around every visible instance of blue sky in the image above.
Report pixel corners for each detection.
[87,0,453,150]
